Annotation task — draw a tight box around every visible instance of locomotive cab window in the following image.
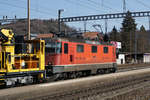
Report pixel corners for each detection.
[92,46,97,53]
[64,43,68,54]
[104,47,108,53]
[77,45,84,53]
[45,42,62,54]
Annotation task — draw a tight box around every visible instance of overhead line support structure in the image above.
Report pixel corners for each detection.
[0,18,26,24]
[1,11,150,24]
[58,9,64,33]
[60,11,150,22]
[27,0,30,40]
[123,0,126,13]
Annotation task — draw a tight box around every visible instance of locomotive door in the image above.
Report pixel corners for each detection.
[69,45,75,64]
[64,43,75,64]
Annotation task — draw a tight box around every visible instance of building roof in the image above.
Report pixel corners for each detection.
[83,32,103,40]
[83,32,98,39]
[37,33,54,38]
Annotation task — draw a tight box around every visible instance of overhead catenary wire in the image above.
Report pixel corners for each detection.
[0,1,57,17]
[87,0,120,12]
[134,0,150,30]
[135,0,150,9]
[10,0,57,16]
[63,0,106,13]
[63,0,126,32]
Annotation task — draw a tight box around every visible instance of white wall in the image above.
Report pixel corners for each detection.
[117,54,125,65]
[144,54,150,63]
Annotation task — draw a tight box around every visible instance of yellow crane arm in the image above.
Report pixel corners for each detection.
[0,29,14,43]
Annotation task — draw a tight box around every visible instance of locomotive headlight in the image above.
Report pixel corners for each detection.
[21,60,25,67]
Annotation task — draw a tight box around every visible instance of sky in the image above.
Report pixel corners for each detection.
[0,0,150,32]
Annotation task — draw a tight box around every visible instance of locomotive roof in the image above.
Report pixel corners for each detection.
[43,37,113,46]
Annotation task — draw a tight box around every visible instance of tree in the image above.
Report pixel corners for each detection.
[121,11,137,52]
[0,19,76,35]
[137,25,150,53]
[140,25,146,32]
[103,34,109,42]
[109,26,120,41]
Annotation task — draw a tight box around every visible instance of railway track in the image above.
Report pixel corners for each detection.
[30,69,150,100]
[118,63,150,69]
[0,68,150,100]
[0,63,150,89]
[117,64,150,72]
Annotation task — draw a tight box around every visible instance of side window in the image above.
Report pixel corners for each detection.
[104,47,108,53]
[92,46,97,53]
[77,45,84,53]
[56,42,62,54]
[64,43,68,54]
[45,42,62,54]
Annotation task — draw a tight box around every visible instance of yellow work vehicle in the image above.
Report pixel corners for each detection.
[0,29,45,86]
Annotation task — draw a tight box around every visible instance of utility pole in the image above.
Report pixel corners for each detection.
[149,17,150,31]
[27,0,30,40]
[134,31,137,63]
[130,30,132,62]
[123,0,126,13]
[105,19,108,34]
[101,0,104,7]
[58,9,64,34]
[84,21,87,33]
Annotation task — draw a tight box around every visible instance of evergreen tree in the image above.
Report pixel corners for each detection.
[140,25,146,32]
[109,26,120,41]
[121,11,137,52]
[103,34,109,42]
[137,25,149,53]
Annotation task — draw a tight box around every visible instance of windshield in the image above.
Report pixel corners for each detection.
[45,42,62,54]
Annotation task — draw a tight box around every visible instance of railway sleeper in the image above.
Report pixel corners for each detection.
[31,75,150,100]
[80,76,150,99]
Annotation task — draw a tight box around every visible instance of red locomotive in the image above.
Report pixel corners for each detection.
[42,36,117,78]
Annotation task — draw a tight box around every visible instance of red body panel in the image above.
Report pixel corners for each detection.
[45,40,116,66]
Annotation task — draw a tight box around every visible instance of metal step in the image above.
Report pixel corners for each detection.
[0,74,5,85]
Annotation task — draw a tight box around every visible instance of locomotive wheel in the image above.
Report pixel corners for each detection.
[75,72,82,78]
[70,72,77,79]
[96,69,105,74]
